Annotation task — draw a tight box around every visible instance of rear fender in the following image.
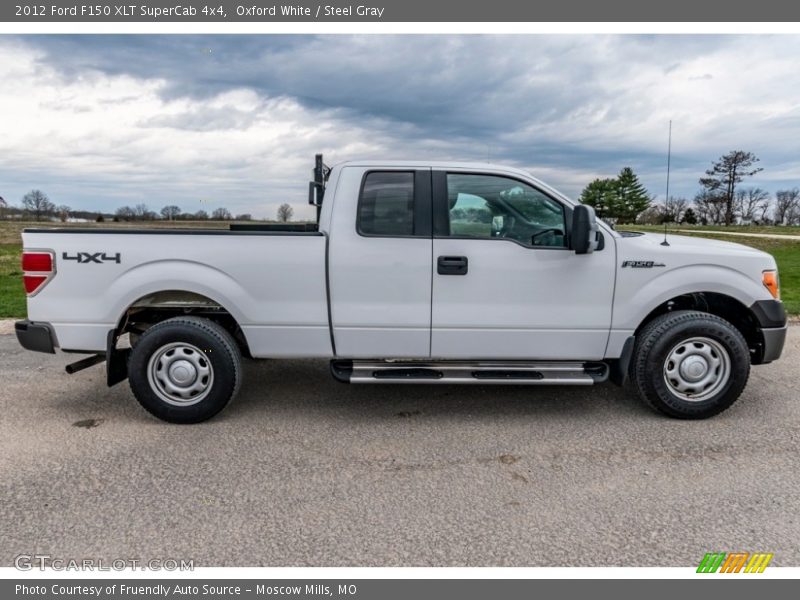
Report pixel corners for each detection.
[106,260,250,328]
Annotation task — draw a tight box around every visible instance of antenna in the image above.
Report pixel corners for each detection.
[661,120,672,247]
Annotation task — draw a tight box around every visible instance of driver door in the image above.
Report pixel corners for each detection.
[430,171,615,360]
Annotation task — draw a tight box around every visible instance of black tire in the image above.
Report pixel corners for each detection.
[631,310,750,419]
[128,317,242,424]
[128,332,140,348]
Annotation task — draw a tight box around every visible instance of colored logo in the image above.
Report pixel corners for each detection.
[697,552,773,573]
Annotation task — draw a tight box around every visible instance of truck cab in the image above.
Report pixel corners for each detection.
[323,161,614,361]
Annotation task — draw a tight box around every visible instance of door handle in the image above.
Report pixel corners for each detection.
[437,255,468,275]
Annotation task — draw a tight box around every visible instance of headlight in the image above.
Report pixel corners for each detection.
[762,270,780,300]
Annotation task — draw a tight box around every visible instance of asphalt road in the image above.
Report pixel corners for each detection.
[1,328,799,567]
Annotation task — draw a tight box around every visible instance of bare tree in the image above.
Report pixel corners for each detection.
[115,206,135,221]
[734,188,770,224]
[0,196,7,219]
[193,210,209,220]
[774,188,800,225]
[757,201,772,225]
[22,189,55,221]
[693,190,726,225]
[663,197,688,223]
[235,213,252,221]
[699,151,762,226]
[134,203,155,221]
[160,205,182,221]
[211,207,232,220]
[635,205,664,225]
[276,203,294,223]
[56,205,72,223]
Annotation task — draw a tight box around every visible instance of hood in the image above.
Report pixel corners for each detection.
[618,231,769,258]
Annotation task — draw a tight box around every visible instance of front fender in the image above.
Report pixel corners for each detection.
[612,264,768,331]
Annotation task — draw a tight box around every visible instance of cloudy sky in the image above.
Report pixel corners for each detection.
[1,34,798,219]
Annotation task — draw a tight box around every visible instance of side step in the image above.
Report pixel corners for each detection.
[331,360,608,385]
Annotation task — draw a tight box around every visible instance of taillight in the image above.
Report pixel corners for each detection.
[23,275,48,294]
[22,252,53,272]
[21,250,55,296]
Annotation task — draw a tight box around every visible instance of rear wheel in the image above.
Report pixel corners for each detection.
[128,317,241,423]
[631,310,750,419]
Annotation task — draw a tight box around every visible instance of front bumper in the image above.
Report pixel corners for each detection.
[751,299,787,328]
[15,320,56,354]
[760,325,788,363]
[750,300,788,364]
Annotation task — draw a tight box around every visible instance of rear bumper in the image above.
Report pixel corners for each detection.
[15,320,56,354]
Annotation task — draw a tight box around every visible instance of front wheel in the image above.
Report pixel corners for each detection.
[128,317,242,423]
[631,311,750,419]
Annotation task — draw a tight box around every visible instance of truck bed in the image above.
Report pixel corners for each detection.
[22,227,333,358]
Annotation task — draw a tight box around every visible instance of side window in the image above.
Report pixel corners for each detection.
[449,193,494,238]
[446,174,567,247]
[358,172,415,236]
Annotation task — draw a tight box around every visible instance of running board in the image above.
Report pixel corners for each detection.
[330,360,608,385]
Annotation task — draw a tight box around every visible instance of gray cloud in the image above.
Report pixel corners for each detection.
[1,34,799,218]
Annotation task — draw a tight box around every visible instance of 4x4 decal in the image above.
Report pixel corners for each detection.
[62,252,121,264]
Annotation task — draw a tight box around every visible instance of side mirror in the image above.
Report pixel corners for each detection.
[572,204,599,254]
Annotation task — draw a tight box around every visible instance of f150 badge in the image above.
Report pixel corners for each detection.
[622,260,666,268]
[62,252,121,264]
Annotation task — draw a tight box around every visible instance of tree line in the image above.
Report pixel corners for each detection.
[7,151,793,227]
[0,191,298,223]
[0,190,77,222]
[580,150,800,226]
[112,204,252,222]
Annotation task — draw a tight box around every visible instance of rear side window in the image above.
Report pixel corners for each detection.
[358,172,415,236]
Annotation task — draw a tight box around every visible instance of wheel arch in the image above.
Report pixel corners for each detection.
[633,291,766,364]
[113,289,253,359]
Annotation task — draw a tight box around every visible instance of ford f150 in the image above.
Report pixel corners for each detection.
[15,156,787,422]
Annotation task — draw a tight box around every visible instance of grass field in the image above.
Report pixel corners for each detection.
[633,224,800,236]
[0,244,24,318]
[1,221,798,318]
[0,220,240,318]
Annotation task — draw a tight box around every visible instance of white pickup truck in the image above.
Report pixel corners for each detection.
[16,156,787,423]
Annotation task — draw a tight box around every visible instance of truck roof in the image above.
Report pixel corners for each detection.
[333,160,571,204]
[335,159,534,178]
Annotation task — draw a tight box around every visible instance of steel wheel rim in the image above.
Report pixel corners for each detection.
[663,336,731,402]
[147,342,214,406]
